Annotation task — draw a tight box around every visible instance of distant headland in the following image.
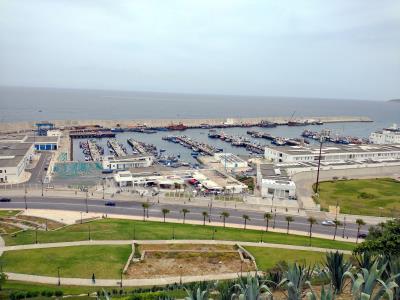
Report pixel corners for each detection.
[388,99,400,103]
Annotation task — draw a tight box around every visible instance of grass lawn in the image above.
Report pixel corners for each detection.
[317,178,400,217]
[246,246,326,271]
[2,218,354,251]
[0,209,20,217]
[2,245,131,279]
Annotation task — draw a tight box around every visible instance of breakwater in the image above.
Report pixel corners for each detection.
[0,116,373,134]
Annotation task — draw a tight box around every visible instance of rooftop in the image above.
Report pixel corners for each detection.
[0,142,33,168]
[259,164,291,181]
[265,144,400,156]
[25,136,60,144]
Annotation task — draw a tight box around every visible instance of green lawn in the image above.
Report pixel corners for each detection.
[2,218,354,250]
[317,178,400,217]
[2,245,131,279]
[0,209,20,217]
[246,246,326,270]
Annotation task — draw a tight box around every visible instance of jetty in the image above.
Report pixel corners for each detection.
[88,140,102,161]
[107,139,126,157]
[163,135,217,156]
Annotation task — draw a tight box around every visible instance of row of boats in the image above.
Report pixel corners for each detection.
[79,140,105,161]
[208,130,265,154]
[162,135,222,157]
[301,130,368,145]
[247,130,309,146]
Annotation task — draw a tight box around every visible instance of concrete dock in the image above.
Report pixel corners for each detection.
[87,140,101,161]
[107,139,126,157]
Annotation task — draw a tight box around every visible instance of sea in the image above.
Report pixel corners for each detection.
[1,86,399,163]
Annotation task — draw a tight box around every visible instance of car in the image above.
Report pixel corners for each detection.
[105,201,116,206]
[321,220,335,226]
[0,197,11,202]
[357,233,367,239]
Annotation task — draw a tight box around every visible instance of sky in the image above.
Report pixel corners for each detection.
[0,0,399,100]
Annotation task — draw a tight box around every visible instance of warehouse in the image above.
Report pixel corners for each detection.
[25,136,60,151]
[264,144,400,163]
[214,153,248,169]
[257,164,296,200]
[102,154,154,170]
[0,142,34,183]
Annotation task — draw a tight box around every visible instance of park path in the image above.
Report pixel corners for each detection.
[1,239,351,286]
[1,238,352,254]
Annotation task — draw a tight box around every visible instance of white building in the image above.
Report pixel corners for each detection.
[265,144,400,163]
[46,129,62,137]
[0,143,35,183]
[257,164,296,199]
[102,154,154,170]
[369,124,400,144]
[214,153,248,169]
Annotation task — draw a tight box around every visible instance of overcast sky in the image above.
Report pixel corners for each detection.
[0,1,399,100]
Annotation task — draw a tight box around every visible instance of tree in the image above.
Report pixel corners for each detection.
[0,272,7,291]
[264,212,272,232]
[307,217,317,245]
[356,218,366,243]
[142,202,149,221]
[201,211,208,226]
[220,211,230,227]
[333,219,342,240]
[181,208,190,224]
[242,214,250,230]
[285,216,294,234]
[161,208,170,223]
[354,219,400,256]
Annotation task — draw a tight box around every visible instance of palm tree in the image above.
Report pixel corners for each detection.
[181,208,190,224]
[333,219,342,240]
[161,208,170,223]
[242,214,250,230]
[356,218,366,243]
[307,217,317,245]
[264,212,272,232]
[220,211,230,227]
[285,216,294,234]
[201,211,208,226]
[141,202,149,221]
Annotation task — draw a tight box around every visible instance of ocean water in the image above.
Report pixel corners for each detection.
[1,86,400,163]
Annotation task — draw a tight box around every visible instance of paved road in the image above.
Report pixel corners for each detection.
[0,195,368,239]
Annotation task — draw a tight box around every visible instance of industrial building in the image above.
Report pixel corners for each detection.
[102,154,154,170]
[264,144,400,163]
[369,124,400,144]
[257,164,296,200]
[214,153,248,169]
[25,136,60,151]
[0,142,34,183]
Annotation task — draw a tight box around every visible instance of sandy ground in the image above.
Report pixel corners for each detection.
[126,244,253,279]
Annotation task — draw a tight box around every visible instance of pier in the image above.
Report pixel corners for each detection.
[69,130,115,139]
[107,139,126,157]
[163,135,217,156]
[88,140,102,161]
[127,138,157,155]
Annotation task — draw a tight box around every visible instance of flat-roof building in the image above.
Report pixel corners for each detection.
[257,164,296,200]
[0,142,34,183]
[265,144,400,163]
[369,124,400,144]
[25,136,60,151]
[102,154,154,170]
[214,153,248,169]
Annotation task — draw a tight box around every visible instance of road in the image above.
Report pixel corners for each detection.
[0,195,368,239]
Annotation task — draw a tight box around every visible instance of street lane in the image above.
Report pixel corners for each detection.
[0,195,368,239]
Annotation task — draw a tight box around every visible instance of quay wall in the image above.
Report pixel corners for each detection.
[0,116,372,133]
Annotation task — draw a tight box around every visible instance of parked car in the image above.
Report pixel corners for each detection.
[321,220,335,226]
[0,197,11,202]
[105,201,116,207]
[357,233,368,239]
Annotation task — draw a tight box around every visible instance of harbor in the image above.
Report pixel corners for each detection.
[107,138,127,157]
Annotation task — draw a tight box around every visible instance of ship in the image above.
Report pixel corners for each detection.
[167,123,187,131]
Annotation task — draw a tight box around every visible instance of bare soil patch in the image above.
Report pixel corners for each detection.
[126,244,254,278]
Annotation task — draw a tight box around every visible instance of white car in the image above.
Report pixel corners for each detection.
[321,220,335,226]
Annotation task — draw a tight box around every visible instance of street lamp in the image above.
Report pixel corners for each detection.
[24,184,28,210]
[35,227,38,244]
[57,267,61,286]
[120,269,123,288]
[88,224,91,240]
[102,178,105,200]
[179,265,183,285]
[41,177,44,197]
[272,209,277,229]
[85,189,89,213]
[315,136,325,194]
[342,216,346,238]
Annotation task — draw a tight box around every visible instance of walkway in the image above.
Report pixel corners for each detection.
[0,239,350,286]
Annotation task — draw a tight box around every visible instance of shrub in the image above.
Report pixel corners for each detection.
[55,290,63,296]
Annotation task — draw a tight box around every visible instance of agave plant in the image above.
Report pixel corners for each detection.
[354,252,379,271]
[184,286,209,300]
[324,251,352,294]
[231,273,273,300]
[306,285,335,300]
[278,263,314,300]
[343,260,399,300]
[386,256,400,300]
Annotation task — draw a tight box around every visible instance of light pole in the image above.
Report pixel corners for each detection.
[342,216,346,238]
[85,189,89,213]
[272,209,277,229]
[80,212,83,224]
[24,184,28,210]
[179,265,183,285]
[41,177,44,197]
[88,224,91,240]
[35,227,38,244]
[57,267,61,286]
[315,136,325,194]
[102,178,105,200]
[120,269,123,288]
